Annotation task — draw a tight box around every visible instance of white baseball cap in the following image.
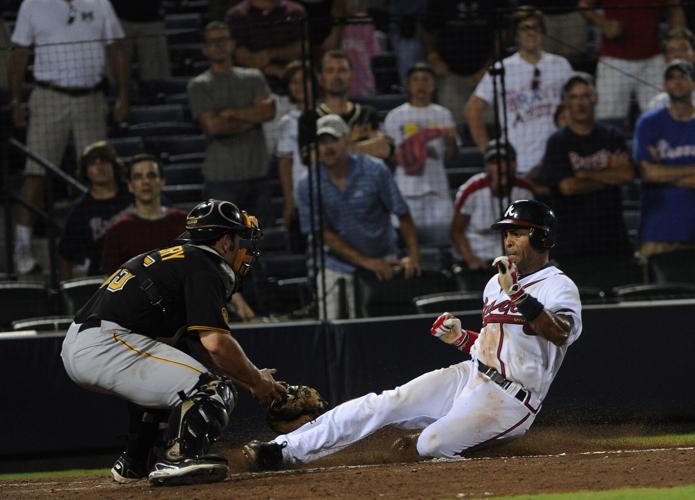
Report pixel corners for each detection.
[317,114,349,139]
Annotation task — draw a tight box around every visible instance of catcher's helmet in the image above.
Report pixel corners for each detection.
[178,199,263,278]
[178,199,261,243]
[491,199,557,250]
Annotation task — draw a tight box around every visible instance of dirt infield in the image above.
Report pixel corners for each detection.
[3,424,695,499]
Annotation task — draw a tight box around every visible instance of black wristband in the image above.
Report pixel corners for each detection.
[516,294,544,322]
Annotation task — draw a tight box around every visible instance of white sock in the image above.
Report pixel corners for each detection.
[15,224,32,251]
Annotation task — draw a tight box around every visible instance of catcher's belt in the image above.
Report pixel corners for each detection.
[477,360,528,403]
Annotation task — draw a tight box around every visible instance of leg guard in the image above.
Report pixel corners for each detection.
[163,373,237,460]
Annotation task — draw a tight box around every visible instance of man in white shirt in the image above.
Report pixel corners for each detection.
[9,0,129,275]
[384,63,458,246]
[451,139,534,271]
[464,6,573,175]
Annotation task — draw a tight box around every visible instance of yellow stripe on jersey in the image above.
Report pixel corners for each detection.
[111,331,204,374]
[187,325,231,335]
[159,245,185,261]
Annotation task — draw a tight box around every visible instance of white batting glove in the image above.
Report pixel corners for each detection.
[431,312,469,350]
[492,256,527,303]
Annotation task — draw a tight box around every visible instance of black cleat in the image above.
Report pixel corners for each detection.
[148,455,229,486]
[242,440,287,471]
[111,452,148,484]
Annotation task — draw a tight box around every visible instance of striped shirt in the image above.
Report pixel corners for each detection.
[296,154,410,273]
[454,173,535,261]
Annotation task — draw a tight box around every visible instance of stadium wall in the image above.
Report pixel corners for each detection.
[1,300,694,458]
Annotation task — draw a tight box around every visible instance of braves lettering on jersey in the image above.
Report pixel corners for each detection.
[473,264,582,398]
[474,52,573,173]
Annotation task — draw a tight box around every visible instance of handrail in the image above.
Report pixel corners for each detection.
[9,138,88,193]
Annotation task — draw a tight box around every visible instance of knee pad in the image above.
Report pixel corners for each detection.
[164,373,237,460]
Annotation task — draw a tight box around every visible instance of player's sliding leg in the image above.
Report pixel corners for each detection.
[244,362,472,469]
[416,371,536,458]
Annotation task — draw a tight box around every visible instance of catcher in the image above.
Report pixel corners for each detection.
[243,200,582,469]
[61,199,287,486]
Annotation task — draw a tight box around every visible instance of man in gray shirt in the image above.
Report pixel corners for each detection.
[187,21,275,224]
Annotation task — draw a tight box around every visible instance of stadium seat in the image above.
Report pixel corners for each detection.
[60,276,105,315]
[162,183,204,203]
[648,249,695,284]
[454,265,495,292]
[144,78,191,98]
[145,134,206,163]
[555,254,643,291]
[0,281,53,328]
[164,13,202,31]
[164,163,204,185]
[127,121,200,137]
[371,52,400,94]
[126,104,185,126]
[12,315,73,332]
[611,283,695,302]
[108,136,145,159]
[256,226,290,253]
[413,291,483,314]
[252,254,311,316]
[353,269,458,318]
[447,147,484,168]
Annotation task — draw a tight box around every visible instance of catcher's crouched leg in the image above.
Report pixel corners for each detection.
[148,373,237,486]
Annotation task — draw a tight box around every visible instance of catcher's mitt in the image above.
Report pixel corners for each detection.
[266,383,328,434]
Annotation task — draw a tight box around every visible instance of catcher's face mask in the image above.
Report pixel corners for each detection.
[231,210,261,278]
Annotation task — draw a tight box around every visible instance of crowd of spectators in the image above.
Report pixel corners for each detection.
[3,0,695,322]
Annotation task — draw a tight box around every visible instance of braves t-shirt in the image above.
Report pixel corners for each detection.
[541,124,632,257]
[474,52,573,174]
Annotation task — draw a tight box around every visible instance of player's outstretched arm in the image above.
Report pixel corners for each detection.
[430,312,478,353]
[493,257,571,346]
[199,330,286,405]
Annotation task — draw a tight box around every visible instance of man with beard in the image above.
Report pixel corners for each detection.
[540,73,634,259]
[315,50,392,160]
[633,59,695,262]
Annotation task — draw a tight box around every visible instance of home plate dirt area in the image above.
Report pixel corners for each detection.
[3,424,695,499]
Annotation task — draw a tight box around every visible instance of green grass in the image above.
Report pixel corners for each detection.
[591,433,695,448]
[0,468,108,481]
[496,484,695,499]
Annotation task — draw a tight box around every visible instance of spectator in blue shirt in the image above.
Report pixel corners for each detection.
[633,59,695,263]
[296,114,422,319]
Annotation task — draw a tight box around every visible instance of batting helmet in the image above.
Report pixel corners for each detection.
[491,199,557,250]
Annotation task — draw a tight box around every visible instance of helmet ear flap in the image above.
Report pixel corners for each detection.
[528,227,556,250]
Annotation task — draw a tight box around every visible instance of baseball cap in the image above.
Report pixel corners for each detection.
[561,72,595,98]
[406,62,436,79]
[316,114,349,139]
[484,138,516,163]
[664,59,693,79]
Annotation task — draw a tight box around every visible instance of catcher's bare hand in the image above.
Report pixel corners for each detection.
[252,368,287,406]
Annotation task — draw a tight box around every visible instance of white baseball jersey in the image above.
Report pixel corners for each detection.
[383,102,455,197]
[454,172,535,262]
[472,264,582,399]
[474,52,573,173]
[12,0,124,87]
[272,264,582,464]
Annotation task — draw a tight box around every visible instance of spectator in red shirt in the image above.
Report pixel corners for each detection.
[579,0,686,119]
